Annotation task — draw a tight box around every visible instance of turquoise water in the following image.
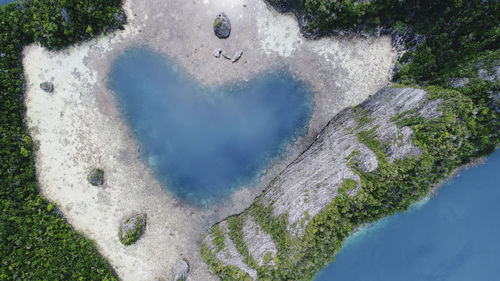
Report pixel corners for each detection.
[108,48,313,206]
[315,150,500,281]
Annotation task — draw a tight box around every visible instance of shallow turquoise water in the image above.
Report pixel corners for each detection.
[315,150,500,281]
[108,48,313,206]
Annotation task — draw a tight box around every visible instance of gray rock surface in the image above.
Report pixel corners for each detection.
[221,50,232,60]
[242,216,277,266]
[260,87,434,237]
[231,50,243,63]
[478,66,500,82]
[202,86,442,274]
[212,48,222,58]
[447,77,470,88]
[206,221,257,280]
[172,259,189,281]
[213,12,231,39]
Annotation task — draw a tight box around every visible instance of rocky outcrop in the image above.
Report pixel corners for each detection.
[478,66,500,82]
[201,86,443,279]
[447,77,470,88]
[118,214,146,246]
[213,12,231,39]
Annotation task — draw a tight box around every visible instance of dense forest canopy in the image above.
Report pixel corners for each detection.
[268,0,500,84]
[0,0,124,279]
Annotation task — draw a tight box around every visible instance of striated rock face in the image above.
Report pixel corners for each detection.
[201,86,442,279]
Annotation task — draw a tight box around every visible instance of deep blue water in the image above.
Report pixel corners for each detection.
[0,0,15,6]
[108,48,313,206]
[315,150,500,281]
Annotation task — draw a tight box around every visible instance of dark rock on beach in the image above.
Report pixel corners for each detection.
[118,214,146,246]
[40,81,54,93]
[213,12,231,39]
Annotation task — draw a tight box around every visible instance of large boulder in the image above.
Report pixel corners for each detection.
[87,168,104,186]
[172,259,190,281]
[213,12,231,39]
[118,214,146,246]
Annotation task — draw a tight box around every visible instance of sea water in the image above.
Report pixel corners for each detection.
[315,150,500,281]
[0,0,15,6]
[108,47,313,206]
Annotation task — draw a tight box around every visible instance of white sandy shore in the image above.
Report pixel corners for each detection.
[23,0,395,280]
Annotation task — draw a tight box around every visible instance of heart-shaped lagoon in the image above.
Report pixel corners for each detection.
[108,48,313,206]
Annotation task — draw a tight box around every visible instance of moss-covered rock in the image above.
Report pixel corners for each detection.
[40,81,54,93]
[213,12,231,39]
[118,214,146,246]
[87,168,104,186]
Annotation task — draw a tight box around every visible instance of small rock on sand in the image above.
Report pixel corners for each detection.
[40,81,54,93]
[172,259,190,281]
[232,50,243,63]
[221,50,232,60]
[212,48,222,58]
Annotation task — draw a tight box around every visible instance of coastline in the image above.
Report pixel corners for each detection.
[338,155,489,259]
[22,0,395,280]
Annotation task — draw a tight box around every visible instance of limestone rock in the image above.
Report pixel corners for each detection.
[478,66,500,82]
[213,12,231,39]
[118,214,146,246]
[447,77,469,88]
[87,168,104,186]
[172,259,190,281]
[231,50,243,63]
[40,81,54,93]
[221,50,232,60]
[212,48,222,58]
[202,87,444,276]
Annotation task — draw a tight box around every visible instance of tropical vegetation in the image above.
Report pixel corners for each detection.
[201,0,500,279]
[1,0,124,279]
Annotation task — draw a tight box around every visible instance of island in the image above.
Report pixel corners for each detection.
[1,0,498,280]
